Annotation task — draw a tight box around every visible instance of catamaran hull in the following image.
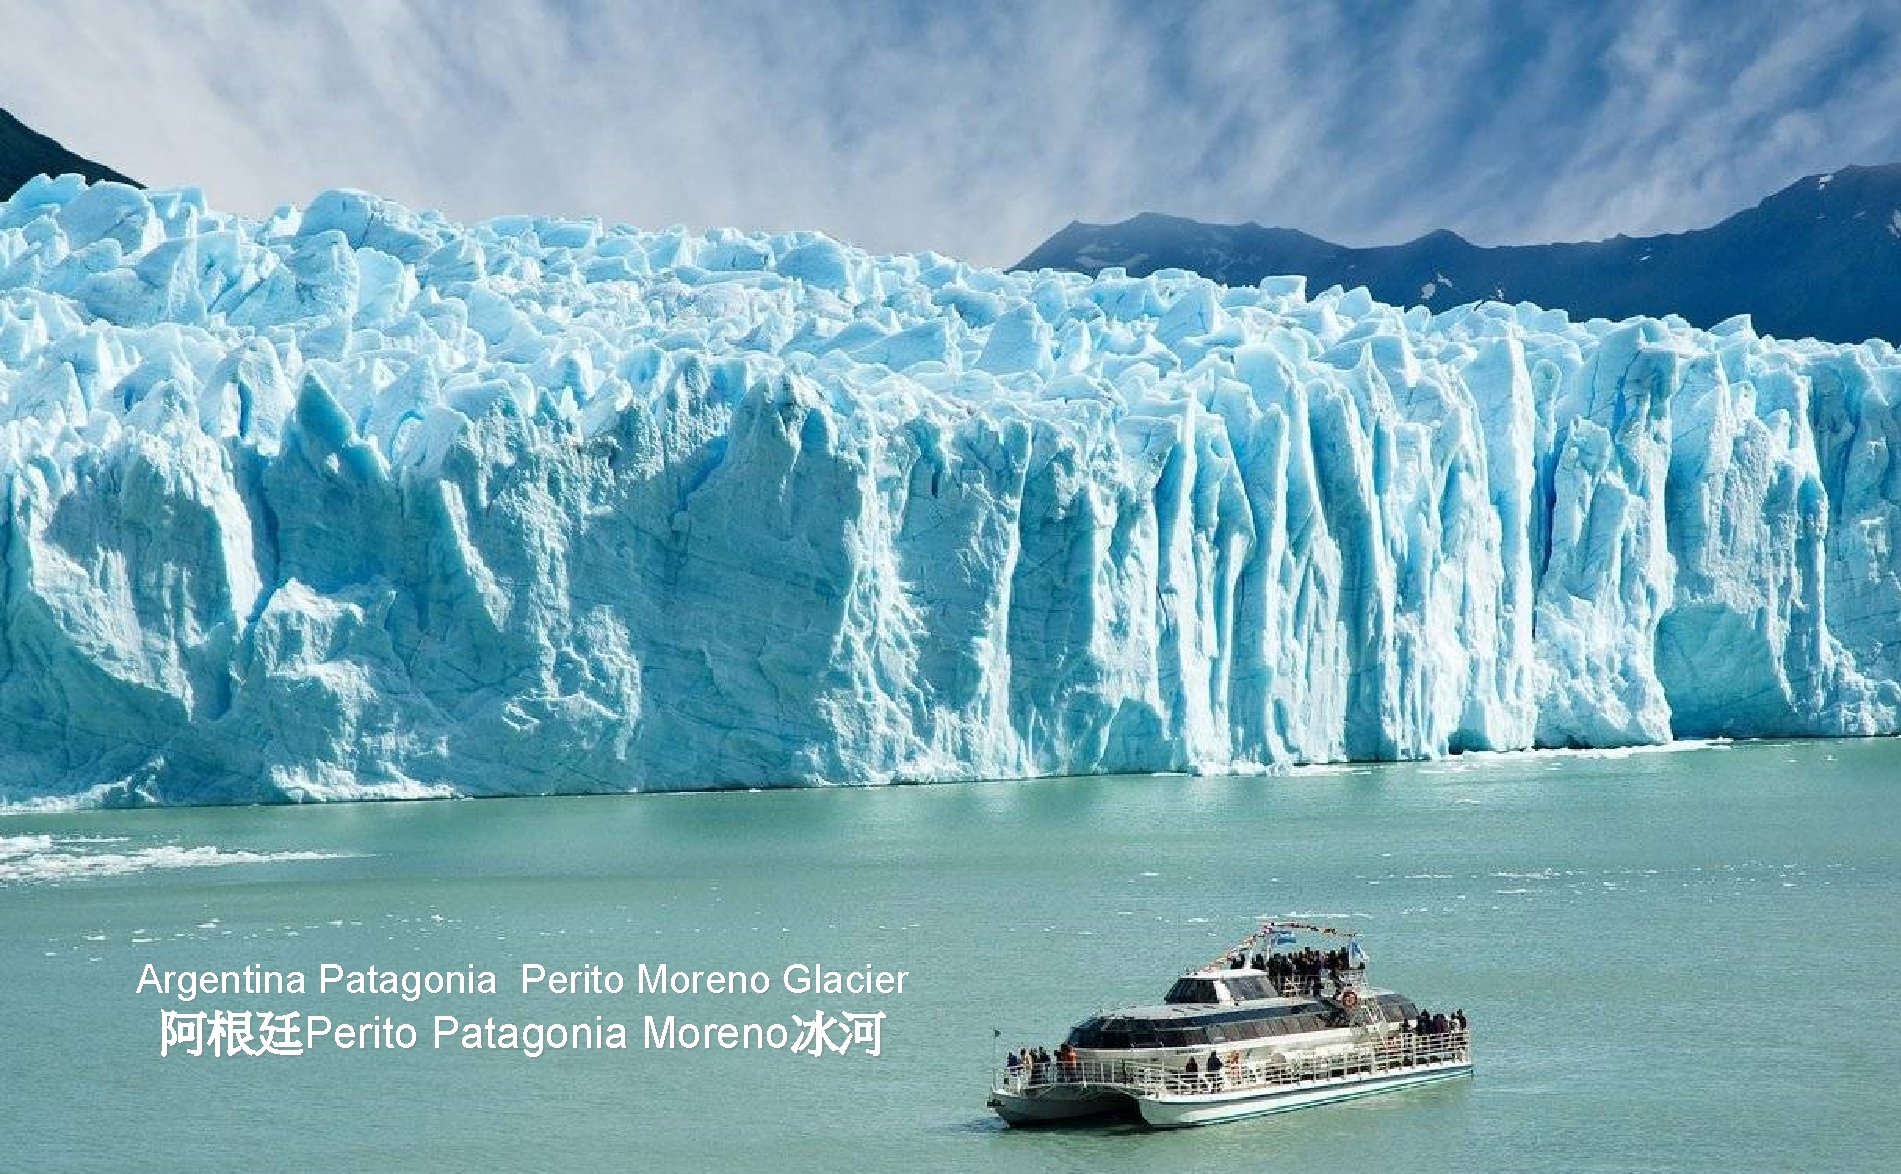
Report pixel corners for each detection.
[987,1086,1134,1125]
[1135,1058,1472,1129]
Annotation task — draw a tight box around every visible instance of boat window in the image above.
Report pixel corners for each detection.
[1085,1018,1126,1049]
[1105,1000,1341,1049]
[1225,976,1272,1001]
[1164,978,1221,1005]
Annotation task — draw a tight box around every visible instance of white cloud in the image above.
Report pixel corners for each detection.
[4,0,1900,266]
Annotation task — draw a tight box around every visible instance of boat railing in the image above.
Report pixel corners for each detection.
[993,1028,1469,1098]
[994,1055,1171,1094]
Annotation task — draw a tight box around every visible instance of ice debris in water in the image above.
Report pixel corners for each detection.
[0,833,347,883]
[0,176,1899,805]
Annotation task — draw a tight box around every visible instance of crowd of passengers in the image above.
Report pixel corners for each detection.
[1005,1009,1468,1090]
[1005,1043,1082,1086]
[1224,947,1364,997]
[1407,1008,1467,1036]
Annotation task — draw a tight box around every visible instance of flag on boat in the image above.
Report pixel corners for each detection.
[1347,939,1369,967]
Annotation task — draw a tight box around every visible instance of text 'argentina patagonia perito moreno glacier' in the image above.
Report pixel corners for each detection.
[1,177,1897,806]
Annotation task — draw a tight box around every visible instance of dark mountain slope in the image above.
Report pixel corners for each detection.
[1,106,137,198]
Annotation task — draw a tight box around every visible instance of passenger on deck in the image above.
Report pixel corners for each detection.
[1205,1050,1224,1089]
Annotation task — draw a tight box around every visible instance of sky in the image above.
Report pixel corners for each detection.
[6,0,1901,266]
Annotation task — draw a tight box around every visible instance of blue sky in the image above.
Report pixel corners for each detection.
[7,0,1901,265]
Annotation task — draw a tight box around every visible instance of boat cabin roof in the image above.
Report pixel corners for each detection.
[1066,987,1421,1052]
[1117,983,1397,1023]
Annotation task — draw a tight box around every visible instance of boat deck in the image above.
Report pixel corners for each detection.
[993,1027,1470,1102]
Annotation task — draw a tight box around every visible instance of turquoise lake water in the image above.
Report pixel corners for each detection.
[3,737,1898,1171]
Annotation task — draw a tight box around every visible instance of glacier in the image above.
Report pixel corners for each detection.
[0,176,1897,806]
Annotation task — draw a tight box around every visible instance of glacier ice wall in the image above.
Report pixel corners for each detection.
[0,177,1897,805]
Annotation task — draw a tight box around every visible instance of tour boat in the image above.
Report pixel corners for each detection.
[987,921,1471,1129]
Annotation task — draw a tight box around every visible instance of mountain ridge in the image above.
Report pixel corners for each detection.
[1017,165,1901,345]
[1,106,137,198]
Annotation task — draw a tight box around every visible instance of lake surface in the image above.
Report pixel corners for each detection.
[4,738,1898,1171]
